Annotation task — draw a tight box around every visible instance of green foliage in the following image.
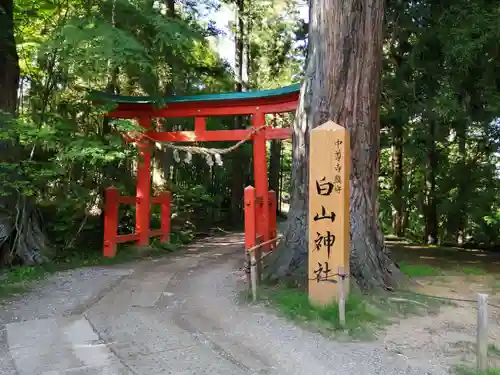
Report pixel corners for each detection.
[0,0,246,265]
[4,0,499,270]
[455,366,500,375]
[171,184,217,219]
[379,0,500,246]
[484,210,500,234]
[0,112,135,196]
[243,0,304,89]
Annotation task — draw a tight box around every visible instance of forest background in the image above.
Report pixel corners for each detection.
[0,0,499,267]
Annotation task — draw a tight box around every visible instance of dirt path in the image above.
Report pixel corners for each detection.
[387,241,500,370]
[382,275,500,371]
[0,233,458,375]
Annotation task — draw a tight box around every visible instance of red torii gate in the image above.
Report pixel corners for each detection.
[93,84,300,257]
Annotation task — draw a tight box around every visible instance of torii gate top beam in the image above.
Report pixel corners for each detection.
[90,84,300,119]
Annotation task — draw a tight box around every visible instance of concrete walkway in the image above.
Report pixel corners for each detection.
[0,233,448,375]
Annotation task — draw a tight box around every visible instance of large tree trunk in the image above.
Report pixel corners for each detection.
[230,0,248,224]
[269,114,281,213]
[156,0,176,181]
[386,11,410,239]
[455,116,467,245]
[391,120,404,237]
[165,0,175,17]
[0,0,21,265]
[0,0,50,265]
[269,139,281,213]
[267,0,402,290]
[424,120,438,244]
[0,0,19,112]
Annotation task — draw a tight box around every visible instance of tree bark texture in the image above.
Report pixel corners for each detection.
[424,119,438,244]
[0,0,21,262]
[455,116,467,245]
[165,0,175,17]
[229,0,249,224]
[269,140,281,197]
[0,0,19,113]
[268,0,401,290]
[391,119,404,237]
[0,0,50,265]
[386,11,411,239]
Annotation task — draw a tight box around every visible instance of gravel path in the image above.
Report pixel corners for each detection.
[0,233,452,375]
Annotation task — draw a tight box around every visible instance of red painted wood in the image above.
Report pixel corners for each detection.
[117,196,136,204]
[103,187,119,257]
[252,112,270,252]
[101,87,298,258]
[107,91,297,110]
[194,117,206,133]
[116,233,140,243]
[268,190,277,249]
[107,100,298,119]
[151,196,162,204]
[150,129,248,142]
[160,191,171,242]
[265,128,292,140]
[244,186,257,252]
[104,189,172,254]
[136,118,152,247]
[148,127,291,143]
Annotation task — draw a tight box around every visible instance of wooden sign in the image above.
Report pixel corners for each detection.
[308,121,350,306]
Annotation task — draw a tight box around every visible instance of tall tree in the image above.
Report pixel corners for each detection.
[0,0,20,265]
[268,0,401,290]
[229,0,249,223]
[424,118,438,244]
[383,0,413,238]
[0,0,19,112]
[1,0,49,265]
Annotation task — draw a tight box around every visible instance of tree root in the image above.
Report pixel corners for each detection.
[0,195,50,266]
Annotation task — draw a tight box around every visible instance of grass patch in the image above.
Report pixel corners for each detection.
[0,240,182,299]
[254,285,387,339]
[461,267,488,276]
[0,265,50,298]
[398,262,443,277]
[244,280,448,340]
[455,366,500,375]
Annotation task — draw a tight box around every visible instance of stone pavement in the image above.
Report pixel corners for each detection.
[0,233,449,374]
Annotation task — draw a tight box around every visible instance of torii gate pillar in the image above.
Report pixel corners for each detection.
[136,117,152,247]
[252,112,270,247]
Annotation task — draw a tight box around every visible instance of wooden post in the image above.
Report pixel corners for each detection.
[252,112,270,250]
[250,250,258,302]
[194,117,207,134]
[160,191,171,243]
[477,293,488,372]
[244,186,257,284]
[103,187,119,258]
[268,190,277,249]
[308,121,350,306]
[338,266,346,327]
[136,118,152,247]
